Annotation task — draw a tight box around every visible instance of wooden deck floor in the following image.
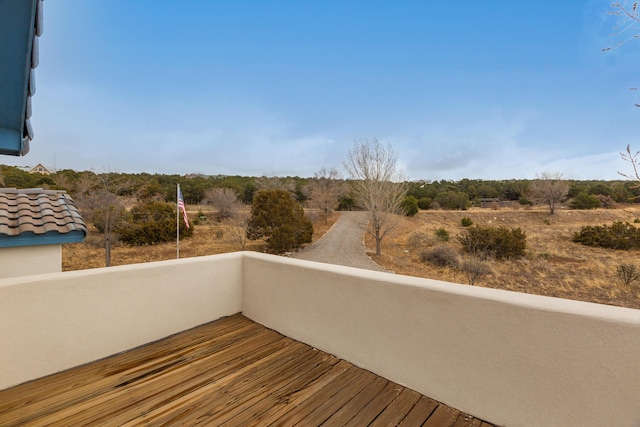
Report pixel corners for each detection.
[0,314,496,426]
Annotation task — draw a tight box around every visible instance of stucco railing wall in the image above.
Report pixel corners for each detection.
[242,252,640,427]
[0,253,243,389]
[2,251,640,426]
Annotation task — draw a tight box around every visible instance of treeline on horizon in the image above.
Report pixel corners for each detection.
[2,164,639,209]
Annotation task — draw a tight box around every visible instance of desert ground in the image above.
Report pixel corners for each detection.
[368,206,640,310]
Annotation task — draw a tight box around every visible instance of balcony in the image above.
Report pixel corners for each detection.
[1,252,639,426]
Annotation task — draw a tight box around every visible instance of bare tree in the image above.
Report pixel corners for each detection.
[619,144,640,200]
[604,1,640,53]
[620,144,640,181]
[307,167,345,224]
[203,187,242,220]
[343,138,408,256]
[604,1,640,107]
[74,171,129,266]
[227,209,250,250]
[529,171,570,214]
[255,176,296,193]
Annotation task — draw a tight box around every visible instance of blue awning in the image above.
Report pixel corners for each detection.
[0,0,43,156]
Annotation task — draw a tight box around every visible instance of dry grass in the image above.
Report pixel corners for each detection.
[367,205,640,310]
[63,207,338,271]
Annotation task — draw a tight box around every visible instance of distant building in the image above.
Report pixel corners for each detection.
[28,163,52,175]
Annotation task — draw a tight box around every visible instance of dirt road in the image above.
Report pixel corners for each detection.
[292,211,387,272]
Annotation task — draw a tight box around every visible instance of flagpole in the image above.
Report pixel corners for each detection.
[176,184,180,259]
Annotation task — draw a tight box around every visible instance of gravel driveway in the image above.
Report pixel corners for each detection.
[291,211,387,272]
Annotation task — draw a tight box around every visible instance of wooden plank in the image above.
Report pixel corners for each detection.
[184,344,320,426]
[423,404,461,427]
[118,338,315,426]
[319,375,388,426]
[368,387,422,427]
[0,314,253,409]
[53,333,299,427]
[268,365,364,426]
[293,369,377,426]
[397,395,439,426]
[241,359,352,427]
[343,380,403,426]
[17,329,287,426]
[215,350,341,426]
[0,322,274,425]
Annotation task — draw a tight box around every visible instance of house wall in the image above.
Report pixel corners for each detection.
[0,253,243,389]
[242,252,640,427]
[0,244,61,278]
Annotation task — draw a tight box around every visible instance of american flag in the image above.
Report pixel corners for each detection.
[178,187,189,228]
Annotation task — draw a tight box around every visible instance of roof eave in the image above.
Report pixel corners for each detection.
[0,230,86,248]
[0,0,40,156]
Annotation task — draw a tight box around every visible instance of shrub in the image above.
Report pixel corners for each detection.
[337,195,356,211]
[118,201,192,245]
[635,218,640,224]
[402,196,419,216]
[461,217,473,227]
[518,197,533,206]
[458,226,526,259]
[595,194,617,209]
[569,192,600,210]
[407,231,431,248]
[247,189,313,254]
[420,245,459,267]
[434,191,469,210]
[572,222,640,250]
[460,254,492,285]
[616,264,640,288]
[435,227,450,242]
[417,197,433,210]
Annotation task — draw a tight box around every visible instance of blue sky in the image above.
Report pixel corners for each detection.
[7,0,640,180]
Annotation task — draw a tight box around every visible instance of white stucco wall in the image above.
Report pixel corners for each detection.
[0,244,61,278]
[0,253,243,389]
[1,251,640,426]
[242,252,640,427]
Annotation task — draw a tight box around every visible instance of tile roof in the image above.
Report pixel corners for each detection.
[0,188,86,247]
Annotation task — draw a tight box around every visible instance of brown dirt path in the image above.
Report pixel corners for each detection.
[292,211,387,272]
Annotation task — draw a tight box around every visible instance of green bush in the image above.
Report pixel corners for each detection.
[420,245,459,267]
[572,222,640,250]
[402,196,419,216]
[117,201,192,245]
[569,192,600,210]
[518,197,533,206]
[461,217,473,227]
[458,226,526,259]
[435,227,450,242]
[434,191,469,210]
[417,197,433,210]
[247,189,313,254]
